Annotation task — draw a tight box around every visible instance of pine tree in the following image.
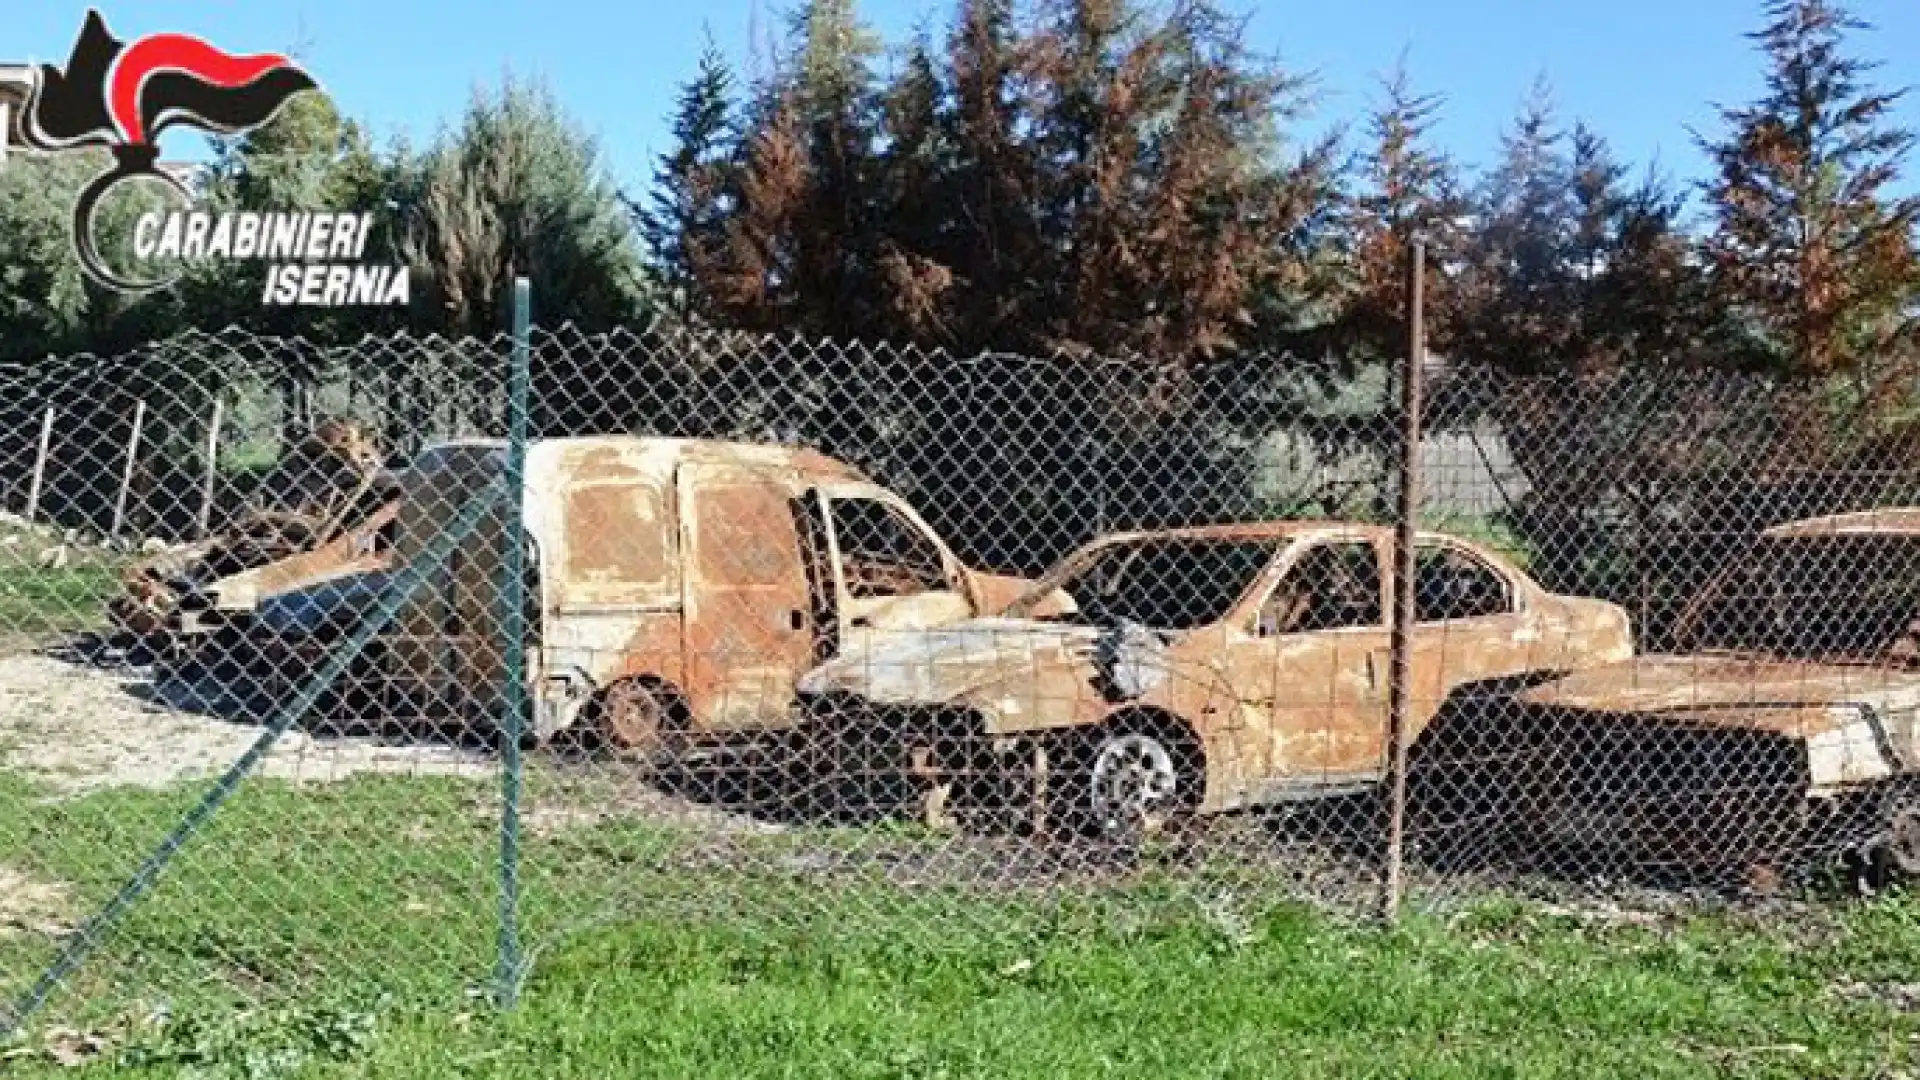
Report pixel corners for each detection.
[941,0,1037,348]
[401,77,647,338]
[683,0,1339,359]
[1567,132,1716,372]
[1340,55,1465,361]
[638,42,736,314]
[708,93,808,330]
[875,39,956,339]
[1700,0,1919,378]
[789,0,885,337]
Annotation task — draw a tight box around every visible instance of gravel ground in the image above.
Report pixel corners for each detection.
[0,653,495,796]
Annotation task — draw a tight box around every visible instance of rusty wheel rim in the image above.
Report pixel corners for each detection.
[599,682,664,755]
[1889,806,1920,876]
[1089,734,1179,839]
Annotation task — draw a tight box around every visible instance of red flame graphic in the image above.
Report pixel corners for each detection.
[108,33,296,145]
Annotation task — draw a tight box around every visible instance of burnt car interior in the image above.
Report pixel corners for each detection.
[826,498,952,599]
[1675,534,1920,662]
[1049,538,1276,629]
[1413,544,1513,622]
[1258,541,1383,635]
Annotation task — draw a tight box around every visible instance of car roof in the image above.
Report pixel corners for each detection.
[412,436,868,482]
[1085,521,1463,545]
[1761,508,1920,538]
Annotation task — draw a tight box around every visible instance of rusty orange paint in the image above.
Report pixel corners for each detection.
[800,520,1635,814]
[375,436,1044,744]
[1495,511,1920,873]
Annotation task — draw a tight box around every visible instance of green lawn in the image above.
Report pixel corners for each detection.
[0,566,118,635]
[0,766,1917,1078]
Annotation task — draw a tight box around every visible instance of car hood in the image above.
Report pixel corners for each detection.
[798,616,1163,704]
[1517,653,1920,735]
[255,569,397,637]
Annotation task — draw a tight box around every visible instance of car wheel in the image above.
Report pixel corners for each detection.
[594,680,668,760]
[1074,726,1198,842]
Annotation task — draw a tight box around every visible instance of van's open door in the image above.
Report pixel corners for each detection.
[811,484,973,652]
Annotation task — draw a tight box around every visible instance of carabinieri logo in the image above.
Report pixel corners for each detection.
[0,10,407,305]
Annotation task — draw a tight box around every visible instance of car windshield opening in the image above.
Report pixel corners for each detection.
[1019,537,1277,629]
[1683,535,1920,663]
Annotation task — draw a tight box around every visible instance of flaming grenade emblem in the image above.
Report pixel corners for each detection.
[4,10,317,292]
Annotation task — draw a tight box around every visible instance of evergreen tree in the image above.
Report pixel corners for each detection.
[401,77,649,338]
[1455,80,1578,375]
[637,42,737,314]
[875,38,957,339]
[1700,0,1919,378]
[1340,56,1466,361]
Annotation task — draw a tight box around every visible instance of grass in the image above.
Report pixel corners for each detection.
[0,766,1918,1078]
[0,566,119,633]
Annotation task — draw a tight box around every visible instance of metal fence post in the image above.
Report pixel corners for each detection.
[109,400,146,543]
[2,475,509,1036]
[496,277,531,1008]
[197,399,224,539]
[1382,239,1426,923]
[24,405,54,525]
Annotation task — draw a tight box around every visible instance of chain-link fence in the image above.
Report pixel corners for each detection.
[5,284,1920,1035]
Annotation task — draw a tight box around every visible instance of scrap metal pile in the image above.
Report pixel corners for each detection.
[108,419,401,653]
[89,425,1920,890]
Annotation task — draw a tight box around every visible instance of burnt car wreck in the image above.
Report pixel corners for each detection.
[794,522,1633,837]
[1498,510,1920,884]
[215,436,1061,744]
[109,419,400,665]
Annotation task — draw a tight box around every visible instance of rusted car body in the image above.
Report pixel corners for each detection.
[1508,510,1920,877]
[166,499,399,649]
[109,419,395,647]
[369,436,1054,749]
[795,522,1632,834]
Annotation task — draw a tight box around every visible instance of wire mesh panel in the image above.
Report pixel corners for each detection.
[1405,364,1920,901]
[6,315,1920,1038]
[506,328,1419,967]
[0,333,510,1037]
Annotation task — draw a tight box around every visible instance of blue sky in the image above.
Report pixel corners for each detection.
[8,0,1918,205]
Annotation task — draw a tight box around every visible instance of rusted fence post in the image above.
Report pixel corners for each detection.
[197,400,224,538]
[109,400,146,544]
[1382,239,1426,923]
[23,405,55,526]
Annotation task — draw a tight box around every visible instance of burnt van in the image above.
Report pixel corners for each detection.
[372,436,1055,752]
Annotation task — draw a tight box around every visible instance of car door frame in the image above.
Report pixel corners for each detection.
[1403,533,1534,736]
[675,460,822,731]
[808,482,976,647]
[1225,531,1397,799]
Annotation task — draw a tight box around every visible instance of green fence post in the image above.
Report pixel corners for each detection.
[1,476,508,1037]
[495,277,531,1008]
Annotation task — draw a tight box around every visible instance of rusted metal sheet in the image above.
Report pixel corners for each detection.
[1517,515,1920,777]
[109,420,396,642]
[1762,509,1920,538]
[369,436,1044,747]
[679,465,818,732]
[1520,656,1920,790]
[797,521,1633,821]
[198,500,398,612]
[1507,510,1920,875]
[966,569,1073,618]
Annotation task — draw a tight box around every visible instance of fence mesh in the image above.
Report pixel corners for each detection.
[4,311,1920,1034]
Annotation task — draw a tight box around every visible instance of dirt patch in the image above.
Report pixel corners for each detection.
[0,654,494,796]
[521,795,785,838]
[0,864,70,937]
